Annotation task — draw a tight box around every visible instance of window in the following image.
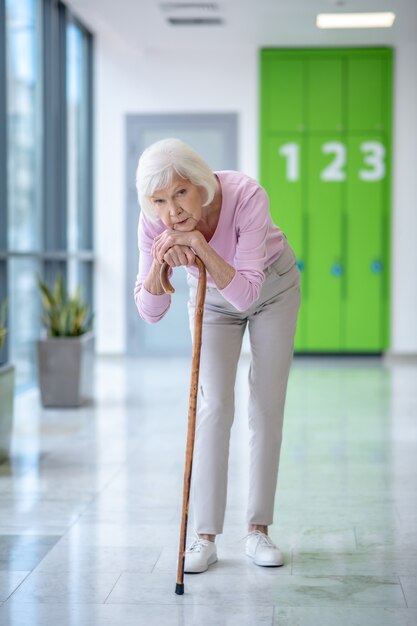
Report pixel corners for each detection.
[6,0,43,252]
[0,0,94,387]
[4,0,42,386]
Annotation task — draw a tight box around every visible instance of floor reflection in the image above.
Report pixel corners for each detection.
[0,354,416,625]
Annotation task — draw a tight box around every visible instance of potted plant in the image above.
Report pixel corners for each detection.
[37,274,95,408]
[0,299,15,462]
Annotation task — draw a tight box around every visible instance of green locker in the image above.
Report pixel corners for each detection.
[345,135,387,350]
[260,48,392,353]
[306,136,344,350]
[261,57,304,132]
[307,59,344,132]
[347,58,385,131]
[262,136,307,350]
[262,137,304,255]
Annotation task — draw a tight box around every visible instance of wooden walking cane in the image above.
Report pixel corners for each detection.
[160,257,206,596]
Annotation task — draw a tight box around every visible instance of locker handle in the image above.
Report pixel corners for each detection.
[331,263,343,276]
[370,260,383,273]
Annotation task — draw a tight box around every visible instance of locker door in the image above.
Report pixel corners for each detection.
[307,58,344,132]
[261,135,306,350]
[345,135,388,350]
[261,55,304,132]
[347,57,385,131]
[262,137,304,254]
[306,136,344,350]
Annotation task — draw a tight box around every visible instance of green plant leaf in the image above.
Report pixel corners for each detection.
[38,274,93,337]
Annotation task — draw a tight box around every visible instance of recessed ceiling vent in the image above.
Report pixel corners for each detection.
[160,3,224,26]
[160,3,219,10]
[167,17,223,25]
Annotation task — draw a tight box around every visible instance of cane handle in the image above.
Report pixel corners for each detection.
[160,257,205,295]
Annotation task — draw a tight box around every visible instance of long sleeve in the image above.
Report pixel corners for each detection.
[218,186,269,311]
[184,173,284,312]
[133,212,171,324]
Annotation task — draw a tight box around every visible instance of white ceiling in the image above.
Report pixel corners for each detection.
[65,0,417,52]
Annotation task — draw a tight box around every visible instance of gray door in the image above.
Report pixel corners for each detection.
[126,113,238,356]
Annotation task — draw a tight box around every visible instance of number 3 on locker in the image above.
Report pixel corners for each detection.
[278,142,386,182]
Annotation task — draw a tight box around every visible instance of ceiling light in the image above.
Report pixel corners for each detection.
[316,12,396,29]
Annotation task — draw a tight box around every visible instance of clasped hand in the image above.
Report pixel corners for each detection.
[152,229,200,267]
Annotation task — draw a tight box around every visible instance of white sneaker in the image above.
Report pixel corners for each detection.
[245,530,284,567]
[184,537,217,573]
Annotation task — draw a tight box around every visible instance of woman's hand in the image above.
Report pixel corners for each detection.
[151,226,236,291]
[152,229,203,265]
[162,244,196,267]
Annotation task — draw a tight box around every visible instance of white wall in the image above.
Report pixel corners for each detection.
[95,42,258,354]
[95,38,417,355]
[391,42,417,354]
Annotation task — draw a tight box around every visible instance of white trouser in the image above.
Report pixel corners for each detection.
[187,239,301,535]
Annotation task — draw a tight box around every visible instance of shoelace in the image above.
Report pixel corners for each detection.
[239,530,278,549]
[186,537,210,553]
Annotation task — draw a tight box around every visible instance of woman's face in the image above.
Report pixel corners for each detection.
[150,175,205,231]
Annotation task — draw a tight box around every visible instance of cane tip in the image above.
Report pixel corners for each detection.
[175,583,184,595]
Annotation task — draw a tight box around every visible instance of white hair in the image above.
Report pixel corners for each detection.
[136,138,217,221]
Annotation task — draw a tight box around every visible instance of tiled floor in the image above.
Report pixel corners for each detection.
[0,353,416,625]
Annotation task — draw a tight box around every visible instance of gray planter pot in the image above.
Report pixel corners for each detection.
[0,363,15,462]
[37,332,95,408]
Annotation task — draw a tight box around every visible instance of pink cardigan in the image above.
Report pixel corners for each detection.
[134,171,285,323]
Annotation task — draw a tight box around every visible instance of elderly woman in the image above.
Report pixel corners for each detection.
[134,138,300,573]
